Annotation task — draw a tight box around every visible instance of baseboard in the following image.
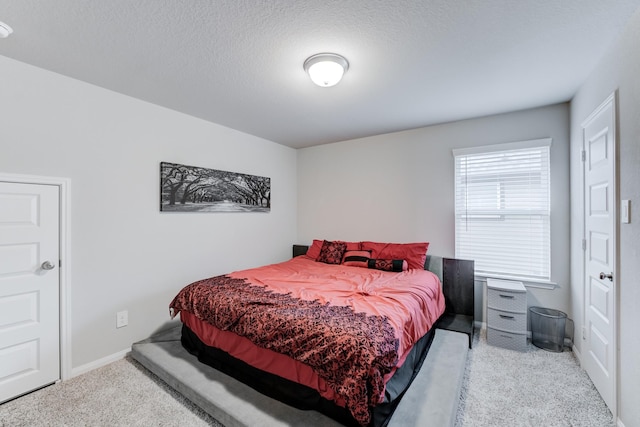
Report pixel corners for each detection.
[71,347,131,378]
[571,343,583,364]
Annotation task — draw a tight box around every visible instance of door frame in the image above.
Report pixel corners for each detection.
[0,172,72,381]
[581,91,618,419]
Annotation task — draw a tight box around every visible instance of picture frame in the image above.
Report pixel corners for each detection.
[160,162,270,212]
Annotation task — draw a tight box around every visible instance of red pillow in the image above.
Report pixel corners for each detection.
[342,250,372,268]
[317,240,348,264]
[305,239,324,260]
[336,241,361,251]
[306,240,360,260]
[360,241,429,270]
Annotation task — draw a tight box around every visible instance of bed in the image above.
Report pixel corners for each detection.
[169,240,447,427]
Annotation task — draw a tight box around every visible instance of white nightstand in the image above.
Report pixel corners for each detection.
[486,278,527,351]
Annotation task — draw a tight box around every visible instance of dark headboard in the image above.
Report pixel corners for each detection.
[292,244,309,258]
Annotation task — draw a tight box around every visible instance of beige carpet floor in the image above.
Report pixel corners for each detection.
[0,332,614,427]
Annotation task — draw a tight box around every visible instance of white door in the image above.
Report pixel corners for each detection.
[0,182,60,403]
[582,93,616,413]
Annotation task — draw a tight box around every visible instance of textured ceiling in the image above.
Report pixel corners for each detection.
[1,1,639,148]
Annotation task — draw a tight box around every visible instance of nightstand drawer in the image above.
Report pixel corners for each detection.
[488,308,527,332]
[487,327,527,352]
[487,288,527,312]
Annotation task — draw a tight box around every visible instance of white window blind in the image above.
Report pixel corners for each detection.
[453,139,551,282]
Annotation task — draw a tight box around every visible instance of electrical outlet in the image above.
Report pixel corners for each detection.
[116,310,128,328]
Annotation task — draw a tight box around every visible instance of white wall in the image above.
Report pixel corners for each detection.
[298,103,570,323]
[0,56,297,369]
[569,7,640,425]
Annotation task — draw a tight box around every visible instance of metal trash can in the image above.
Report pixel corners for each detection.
[529,306,567,352]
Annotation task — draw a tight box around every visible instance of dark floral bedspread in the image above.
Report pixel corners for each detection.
[169,275,400,426]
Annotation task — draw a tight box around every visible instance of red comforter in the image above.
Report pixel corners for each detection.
[169,256,445,425]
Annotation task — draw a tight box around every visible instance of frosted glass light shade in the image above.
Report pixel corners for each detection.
[0,21,13,38]
[304,53,349,87]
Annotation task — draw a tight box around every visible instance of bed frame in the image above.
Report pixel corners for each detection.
[131,246,472,427]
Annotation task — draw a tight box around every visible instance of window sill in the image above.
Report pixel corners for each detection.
[474,274,558,290]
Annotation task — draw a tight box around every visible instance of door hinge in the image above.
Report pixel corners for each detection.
[59,260,62,268]
[582,326,587,340]
[582,239,586,251]
[581,150,586,162]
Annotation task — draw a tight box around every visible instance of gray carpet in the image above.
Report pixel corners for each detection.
[0,357,223,427]
[455,330,614,427]
[0,331,613,427]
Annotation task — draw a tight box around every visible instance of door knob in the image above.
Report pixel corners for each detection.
[41,261,55,270]
[599,272,613,281]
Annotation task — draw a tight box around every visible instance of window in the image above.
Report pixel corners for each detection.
[453,139,551,282]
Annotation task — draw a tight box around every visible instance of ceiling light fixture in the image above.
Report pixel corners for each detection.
[303,53,349,87]
[0,21,13,38]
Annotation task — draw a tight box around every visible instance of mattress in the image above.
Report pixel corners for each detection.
[170,255,445,426]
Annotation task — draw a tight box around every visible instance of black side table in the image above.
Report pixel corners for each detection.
[436,258,475,348]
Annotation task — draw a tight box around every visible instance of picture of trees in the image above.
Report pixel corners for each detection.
[160,162,270,212]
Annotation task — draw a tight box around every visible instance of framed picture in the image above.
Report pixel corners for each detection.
[160,162,270,212]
